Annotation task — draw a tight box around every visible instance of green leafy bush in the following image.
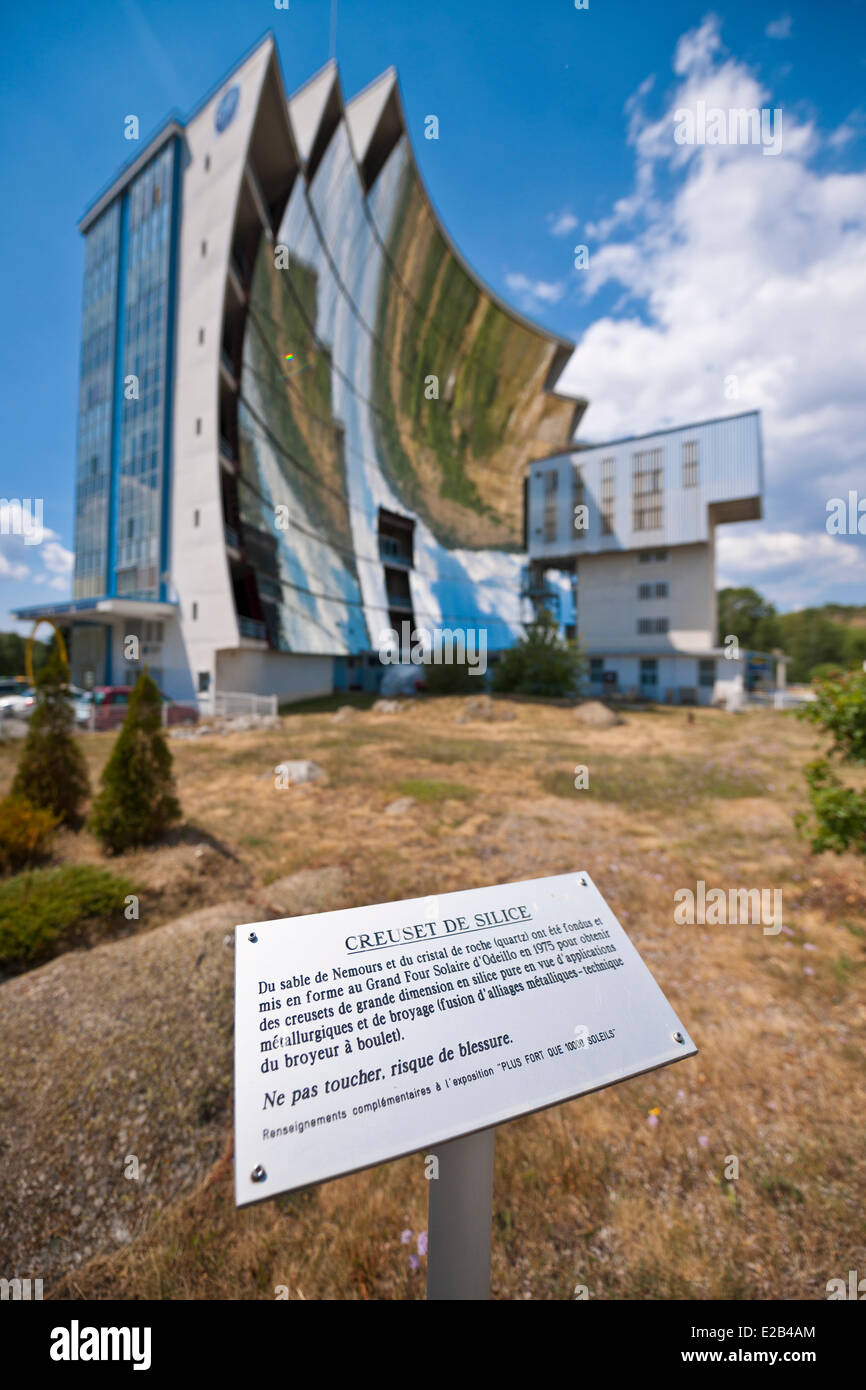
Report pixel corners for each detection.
[492,610,584,698]
[0,795,59,874]
[422,660,483,695]
[795,761,866,857]
[796,669,866,855]
[90,670,181,853]
[0,864,136,968]
[11,646,89,824]
[799,668,866,764]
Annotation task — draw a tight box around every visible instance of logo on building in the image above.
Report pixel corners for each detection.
[215,85,240,134]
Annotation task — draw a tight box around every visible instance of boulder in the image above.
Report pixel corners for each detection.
[274,759,325,784]
[261,867,347,916]
[372,699,401,714]
[573,700,624,728]
[456,695,516,724]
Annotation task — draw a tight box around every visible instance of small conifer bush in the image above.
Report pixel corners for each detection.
[90,670,181,853]
[11,646,90,825]
[0,795,59,875]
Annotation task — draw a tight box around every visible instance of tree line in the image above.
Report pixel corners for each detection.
[717,588,866,683]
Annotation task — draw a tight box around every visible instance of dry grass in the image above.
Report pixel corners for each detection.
[2,696,864,1299]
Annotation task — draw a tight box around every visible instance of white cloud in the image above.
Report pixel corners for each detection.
[41,540,74,576]
[504,272,566,306]
[0,508,74,598]
[548,211,579,237]
[765,16,793,40]
[556,13,866,608]
[0,552,30,581]
[827,109,866,149]
[717,530,862,610]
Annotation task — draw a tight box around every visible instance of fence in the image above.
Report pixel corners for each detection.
[210,690,278,719]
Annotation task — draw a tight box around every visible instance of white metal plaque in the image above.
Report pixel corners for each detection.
[234,871,697,1205]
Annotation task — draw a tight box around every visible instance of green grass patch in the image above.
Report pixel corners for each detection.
[760,1174,805,1206]
[394,779,476,805]
[540,756,768,808]
[0,864,137,970]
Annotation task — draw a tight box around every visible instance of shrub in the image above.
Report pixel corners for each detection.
[799,668,866,764]
[422,660,483,695]
[795,761,866,857]
[492,610,584,698]
[0,795,59,874]
[810,662,844,684]
[90,669,181,853]
[0,864,136,968]
[796,669,866,855]
[11,645,90,824]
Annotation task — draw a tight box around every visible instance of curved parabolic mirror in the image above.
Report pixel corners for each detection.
[369,137,579,553]
[237,236,369,655]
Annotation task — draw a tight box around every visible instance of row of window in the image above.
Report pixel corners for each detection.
[590,658,716,688]
[543,439,699,542]
[637,617,669,634]
[638,582,668,599]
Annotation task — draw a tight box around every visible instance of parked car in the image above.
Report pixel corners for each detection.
[89,685,199,731]
[0,686,36,718]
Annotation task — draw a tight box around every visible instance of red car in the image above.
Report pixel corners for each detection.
[90,685,199,731]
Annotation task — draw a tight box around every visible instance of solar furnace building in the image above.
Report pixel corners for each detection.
[18,34,587,703]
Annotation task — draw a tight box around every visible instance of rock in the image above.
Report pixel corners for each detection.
[331,705,359,723]
[261,867,347,916]
[573,700,624,728]
[384,797,416,817]
[274,759,325,785]
[0,898,258,1283]
[460,694,495,721]
[372,699,401,714]
[456,695,516,724]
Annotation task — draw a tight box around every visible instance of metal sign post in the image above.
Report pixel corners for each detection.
[427,1127,495,1300]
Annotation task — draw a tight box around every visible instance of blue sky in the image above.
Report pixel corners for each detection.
[2,0,865,628]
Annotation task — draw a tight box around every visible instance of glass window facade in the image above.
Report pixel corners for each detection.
[73,204,120,598]
[116,144,176,598]
[73,141,176,602]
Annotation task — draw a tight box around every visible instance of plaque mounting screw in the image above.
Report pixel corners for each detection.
[248,931,258,943]
[251,1164,267,1183]
[673,1031,685,1044]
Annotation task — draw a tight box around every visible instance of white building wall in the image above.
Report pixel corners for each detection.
[216,649,334,702]
[168,43,274,698]
[527,411,762,560]
[577,544,715,654]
